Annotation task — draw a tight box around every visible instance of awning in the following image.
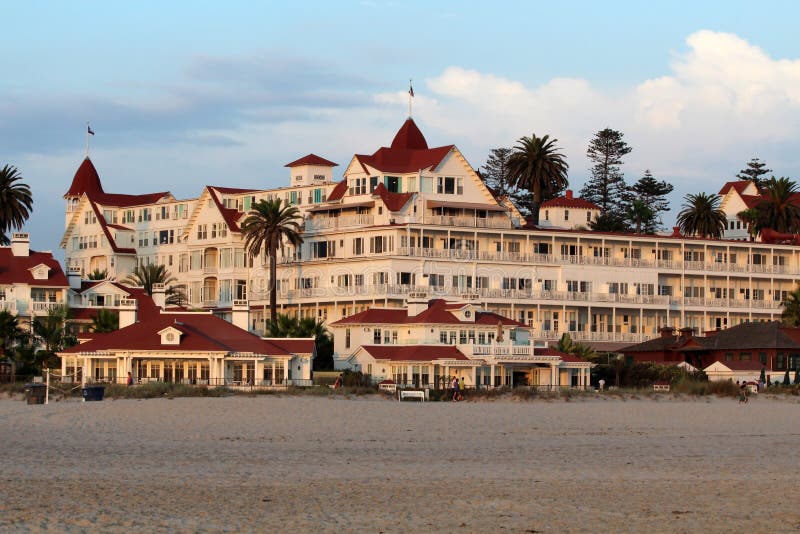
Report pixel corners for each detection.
[306,201,375,212]
[426,200,507,212]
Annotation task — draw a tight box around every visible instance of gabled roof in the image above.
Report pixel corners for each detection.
[326,181,348,202]
[705,359,763,371]
[541,195,601,210]
[60,311,314,356]
[359,345,470,362]
[391,119,429,150]
[0,248,68,287]
[210,186,261,195]
[719,180,753,195]
[372,183,414,212]
[285,154,338,167]
[331,299,527,327]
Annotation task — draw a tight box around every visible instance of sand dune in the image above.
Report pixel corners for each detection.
[1,395,798,533]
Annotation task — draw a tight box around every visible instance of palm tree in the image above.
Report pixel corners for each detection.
[676,193,727,238]
[753,177,800,234]
[0,165,33,245]
[33,305,75,354]
[736,208,760,241]
[87,268,108,281]
[241,199,303,327]
[556,333,595,360]
[506,133,569,224]
[122,264,186,305]
[0,310,22,360]
[90,309,119,333]
[781,286,800,327]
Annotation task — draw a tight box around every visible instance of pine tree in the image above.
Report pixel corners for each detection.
[580,129,632,215]
[736,158,772,188]
[480,148,513,198]
[628,170,674,232]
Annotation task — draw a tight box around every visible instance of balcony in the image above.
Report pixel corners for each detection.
[32,302,61,313]
[0,300,16,312]
[422,215,514,229]
[304,214,374,232]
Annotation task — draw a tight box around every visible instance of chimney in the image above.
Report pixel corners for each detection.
[152,283,166,310]
[232,299,250,331]
[11,233,29,257]
[119,298,137,328]
[659,326,675,338]
[67,266,82,290]
[565,190,573,199]
[679,327,693,341]
[406,297,429,318]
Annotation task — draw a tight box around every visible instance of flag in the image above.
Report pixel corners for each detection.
[409,84,414,98]
[87,125,95,136]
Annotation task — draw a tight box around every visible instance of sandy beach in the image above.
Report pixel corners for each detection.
[0,394,798,533]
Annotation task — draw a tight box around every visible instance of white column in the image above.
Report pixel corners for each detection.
[490,364,495,388]
[272,362,276,385]
[550,363,557,389]
[283,360,289,384]
[407,364,413,387]
[471,366,476,387]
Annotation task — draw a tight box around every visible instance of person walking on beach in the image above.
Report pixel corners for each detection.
[333,373,343,389]
[459,377,466,401]
[451,376,459,402]
[126,372,133,386]
[739,383,748,404]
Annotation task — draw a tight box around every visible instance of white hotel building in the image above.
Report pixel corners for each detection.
[61,118,799,353]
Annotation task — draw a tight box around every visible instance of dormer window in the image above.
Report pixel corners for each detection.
[464,310,472,319]
[29,264,51,281]
[158,326,183,346]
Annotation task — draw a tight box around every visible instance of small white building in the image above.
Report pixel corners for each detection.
[538,190,601,230]
[330,299,593,389]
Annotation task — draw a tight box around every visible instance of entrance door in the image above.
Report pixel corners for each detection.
[512,371,529,387]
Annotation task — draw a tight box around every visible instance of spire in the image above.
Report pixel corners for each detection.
[390,118,428,150]
[65,157,104,198]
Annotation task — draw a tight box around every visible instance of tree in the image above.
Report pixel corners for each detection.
[627,199,655,235]
[676,193,727,238]
[556,333,595,360]
[752,177,800,234]
[736,208,760,241]
[33,305,76,361]
[736,157,772,188]
[0,165,33,245]
[88,269,108,280]
[122,264,186,305]
[266,314,333,370]
[241,198,303,328]
[90,309,119,333]
[480,147,513,198]
[628,170,673,232]
[589,212,628,232]
[0,310,22,361]
[505,133,569,224]
[781,286,800,327]
[580,129,632,214]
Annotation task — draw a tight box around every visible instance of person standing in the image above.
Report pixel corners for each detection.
[451,376,458,401]
[126,372,134,386]
[459,377,466,401]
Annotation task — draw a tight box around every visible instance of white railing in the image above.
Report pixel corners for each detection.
[422,215,514,229]
[0,300,16,312]
[32,302,61,313]
[305,214,375,231]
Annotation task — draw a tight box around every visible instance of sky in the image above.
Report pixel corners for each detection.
[3,0,800,255]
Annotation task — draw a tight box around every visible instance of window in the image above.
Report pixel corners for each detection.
[428,274,445,287]
[545,210,549,221]
[345,329,351,349]
[437,177,457,195]
[608,282,628,295]
[396,272,415,285]
[353,237,364,255]
[373,328,382,344]
[564,210,569,221]
[197,225,207,240]
[385,176,401,193]
[586,211,592,222]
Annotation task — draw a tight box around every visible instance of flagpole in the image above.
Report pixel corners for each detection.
[408,78,412,118]
[86,122,90,158]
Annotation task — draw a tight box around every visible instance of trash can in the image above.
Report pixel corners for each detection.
[81,385,105,402]
[24,383,47,405]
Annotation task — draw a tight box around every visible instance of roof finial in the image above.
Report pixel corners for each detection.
[86,122,95,158]
[408,79,414,118]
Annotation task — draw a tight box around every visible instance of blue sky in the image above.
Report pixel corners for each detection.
[3,1,800,254]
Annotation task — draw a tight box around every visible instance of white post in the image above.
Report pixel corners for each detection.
[490,365,495,388]
[283,360,289,384]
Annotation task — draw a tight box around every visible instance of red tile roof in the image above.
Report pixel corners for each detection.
[541,196,601,210]
[65,158,104,197]
[0,248,69,287]
[60,311,314,355]
[208,188,243,233]
[353,119,453,174]
[719,181,752,195]
[211,186,261,194]
[360,345,469,362]
[740,194,762,208]
[372,183,414,212]
[331,299,526,327]
[326,180,348,202]
[285,154,338,167]
[88,201,136,254]
[107,224,134,232]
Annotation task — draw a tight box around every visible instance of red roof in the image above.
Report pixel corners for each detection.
[285,154,338,167]
[107,224,133,232]
[391,119,429,150]
[332,299,527,327]
[719,181,752,195]
[740,194,762,208]
[88,201,136,254]
[372,183,414,212]
[208,188,243,232]
[65,157,171,207]
[541,194,600,210]
[353,119,453,174]
[360,345,469,362]
[211,186,261,194]
[65,158,104,197]
[60,311,315,355]
[0,248,69,287]
[326,181,348,202]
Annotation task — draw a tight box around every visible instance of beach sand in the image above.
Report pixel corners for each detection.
[0,394,798,533]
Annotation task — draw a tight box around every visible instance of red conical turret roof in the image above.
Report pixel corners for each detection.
[390,118,428,150]
[65,157,104,198]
